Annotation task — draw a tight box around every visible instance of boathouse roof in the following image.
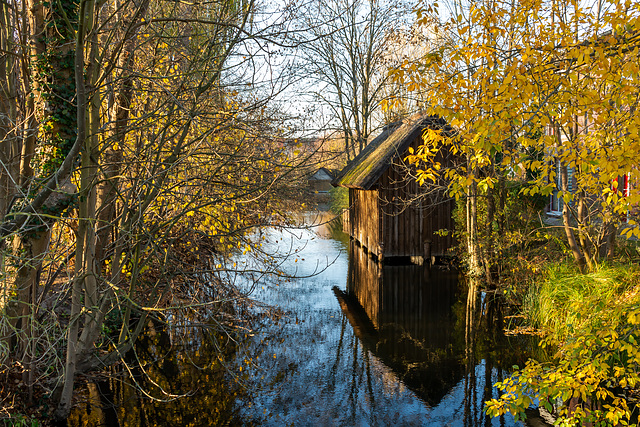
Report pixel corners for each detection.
[332,113,449,190]
[309,167,336,181]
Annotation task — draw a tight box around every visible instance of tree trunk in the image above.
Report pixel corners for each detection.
[576,190,596,268]
[0,0,20,319]
[598,210,616,261]
[467,164,481,277]
[3,231,49,354]
[76,11,103,365]
[560,164,588,273]
[17,0,46,189]
[484,183,495,285]
[497,172,506,236]
[0,1,19,218]
[55,0,90,418]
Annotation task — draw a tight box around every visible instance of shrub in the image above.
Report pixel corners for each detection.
[486,264,640,426]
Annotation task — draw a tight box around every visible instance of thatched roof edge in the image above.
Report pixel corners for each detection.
[332,113,447,190]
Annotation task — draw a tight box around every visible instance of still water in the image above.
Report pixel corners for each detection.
[68,216,538,426]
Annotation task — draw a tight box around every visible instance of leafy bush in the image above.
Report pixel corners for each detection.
[486,264,640,426]
[329,186,348,215]
[3,415,40,427]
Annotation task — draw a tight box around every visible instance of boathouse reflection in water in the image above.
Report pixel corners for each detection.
[335,241,528,425]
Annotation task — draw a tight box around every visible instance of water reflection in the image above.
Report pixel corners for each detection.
[335,241,462,407]
[334,241,534,426]
[233,225,535,426]
[67,217,537,426]
[67,322,241,427]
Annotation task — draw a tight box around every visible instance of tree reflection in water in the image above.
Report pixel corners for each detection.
[67,320,242,426]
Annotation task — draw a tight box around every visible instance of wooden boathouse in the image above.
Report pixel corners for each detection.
[332,113,457,263]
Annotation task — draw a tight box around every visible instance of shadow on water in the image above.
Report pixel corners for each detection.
[66,321,243,427]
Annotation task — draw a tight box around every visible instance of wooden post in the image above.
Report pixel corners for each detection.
[424,240,432,265]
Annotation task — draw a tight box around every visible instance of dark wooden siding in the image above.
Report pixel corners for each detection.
[348,188,381,258]
[378,160,421,258]
[343,131,457,261]
[376,136,455,259]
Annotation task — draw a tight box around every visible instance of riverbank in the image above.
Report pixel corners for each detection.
[487,241,640,426]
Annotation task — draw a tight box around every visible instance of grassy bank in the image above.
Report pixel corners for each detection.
[524,262,640,340]
[487,243,640,426]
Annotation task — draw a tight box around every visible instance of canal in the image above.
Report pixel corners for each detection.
[68,215,538,426]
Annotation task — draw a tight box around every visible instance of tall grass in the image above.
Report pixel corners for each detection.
[329,186,348,215]
[524,262,640,339]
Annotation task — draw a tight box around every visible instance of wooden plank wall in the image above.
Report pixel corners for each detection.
[348,188,381,257]
[427,142,458,256]
[345,134,456,260]
[377,136,456,259]
[378,160,421,258]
